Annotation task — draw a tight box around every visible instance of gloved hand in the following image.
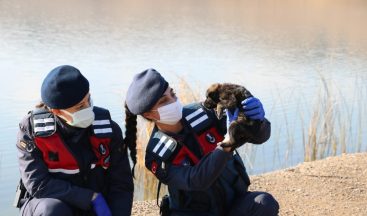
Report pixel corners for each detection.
[220,108,239,151]
[241,97,265,121]
[226,108,239,129]
[91,193,112,216]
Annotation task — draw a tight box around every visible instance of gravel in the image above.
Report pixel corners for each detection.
[132,153,367,216]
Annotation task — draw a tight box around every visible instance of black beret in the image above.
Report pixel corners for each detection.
[41,65,89,109]
[126,68,168,115]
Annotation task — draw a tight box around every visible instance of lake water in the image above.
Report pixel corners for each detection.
[1,0,367,214]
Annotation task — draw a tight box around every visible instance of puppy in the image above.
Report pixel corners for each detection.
[204,83,257,149]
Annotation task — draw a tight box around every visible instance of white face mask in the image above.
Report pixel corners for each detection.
[155,100,183,125]
[62,99,95,128]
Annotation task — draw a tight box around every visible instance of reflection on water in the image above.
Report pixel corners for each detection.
[1,0,367,215]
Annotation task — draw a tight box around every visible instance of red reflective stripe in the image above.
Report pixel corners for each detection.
[184,146,200,164]
[34,134,79,170]
[171,147,185,165]
[34,133,112,173]
[172,145,200,165]
[171,126,224,166]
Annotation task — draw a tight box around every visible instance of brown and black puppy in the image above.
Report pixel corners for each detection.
[204,83,257,149]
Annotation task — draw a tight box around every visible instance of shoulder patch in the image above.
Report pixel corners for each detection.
[18,140,35,152]
[183,103,213,133]
[19,141,27,149]
[147,130,177,161]
[32,109,56,137]
[92,106,113,138]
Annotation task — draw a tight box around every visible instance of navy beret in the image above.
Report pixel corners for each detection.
[126,68,168,115]
[41,65,89,109]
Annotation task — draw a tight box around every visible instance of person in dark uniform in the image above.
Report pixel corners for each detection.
[15,65,134,216]
[123,69,279,216]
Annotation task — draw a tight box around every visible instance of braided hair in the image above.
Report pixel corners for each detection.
[124,102,137,177]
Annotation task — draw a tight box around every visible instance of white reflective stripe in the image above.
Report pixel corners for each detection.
[48,168,80,174]
[190,114,208,128]
[185,108,204,121]
[153,136,167,153]
[34,118,54,124]
[93,120,110,126]
[34,126,55,132]
[91,164,96,169]
[158,140,174,157]
[94,128,112,134]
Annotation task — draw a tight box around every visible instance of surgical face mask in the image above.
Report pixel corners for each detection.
[62,99,95,128]
[155,100,183,125]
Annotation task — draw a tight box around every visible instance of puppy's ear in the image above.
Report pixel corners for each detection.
[206,83,221,101]
[204,83,222,109]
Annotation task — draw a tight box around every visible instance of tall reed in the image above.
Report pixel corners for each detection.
[304,74,366,161]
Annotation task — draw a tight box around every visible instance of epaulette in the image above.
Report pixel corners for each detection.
[146,129,178,161]
[92,106,113,138]
[31,108,56,137]
[183,103,213,133]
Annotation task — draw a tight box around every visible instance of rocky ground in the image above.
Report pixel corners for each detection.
[132,153,367,216]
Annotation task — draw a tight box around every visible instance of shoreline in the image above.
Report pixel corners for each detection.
[132,152,367,216]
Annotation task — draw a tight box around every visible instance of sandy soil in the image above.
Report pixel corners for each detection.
[132,153,367,216]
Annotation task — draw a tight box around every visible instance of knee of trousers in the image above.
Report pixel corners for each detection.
[255,192,280,213]
[34,198,74,216]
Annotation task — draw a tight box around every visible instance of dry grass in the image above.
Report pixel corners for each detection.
[304,73,366,161]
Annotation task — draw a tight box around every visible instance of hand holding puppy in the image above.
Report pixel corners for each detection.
[242,97,265,121]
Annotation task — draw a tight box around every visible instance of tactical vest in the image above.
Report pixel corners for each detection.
[31,106,113,175]
[148,104,225,164]
[147,103,251,215]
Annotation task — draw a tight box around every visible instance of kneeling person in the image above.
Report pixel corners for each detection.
[16,65,133,216]
[124,69,279,216]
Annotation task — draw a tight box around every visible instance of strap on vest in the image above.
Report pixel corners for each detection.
[13,179,29,208]
[156,180,162,207]
[91,106,113,138]
[182,103,214,134]
[157,181,171,216]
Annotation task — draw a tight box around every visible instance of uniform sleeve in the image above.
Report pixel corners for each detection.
[17,116,94,210]
[146,147,233,191]
[106,121,134,216]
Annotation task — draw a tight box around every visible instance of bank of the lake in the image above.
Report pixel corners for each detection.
[132,153,367,216]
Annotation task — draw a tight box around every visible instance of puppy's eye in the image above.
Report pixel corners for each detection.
[209,93,219,101]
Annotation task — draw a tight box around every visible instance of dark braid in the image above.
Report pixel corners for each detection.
[124,102,137,177]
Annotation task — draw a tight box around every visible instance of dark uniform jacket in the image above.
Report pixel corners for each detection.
[16,106,134,215]
[145,103,271,216]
